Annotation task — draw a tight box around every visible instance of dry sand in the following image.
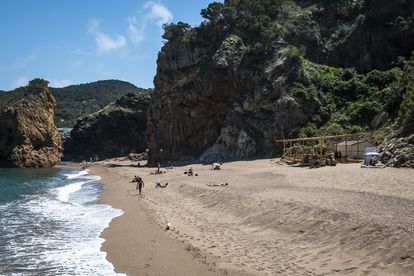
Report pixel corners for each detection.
[88,159,414,275]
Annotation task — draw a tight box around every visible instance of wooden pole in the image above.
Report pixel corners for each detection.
[345,136,348,161]
[357,139,360,159]
[320,138,323,163]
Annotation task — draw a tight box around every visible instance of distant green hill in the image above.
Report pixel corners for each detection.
[51,80,151,127]
[0,89,24,109]
[0,80,152,128]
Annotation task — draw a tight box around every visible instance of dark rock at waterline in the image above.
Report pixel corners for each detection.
[63,92,150,161]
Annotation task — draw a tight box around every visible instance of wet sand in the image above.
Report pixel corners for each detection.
[90,159,414,275]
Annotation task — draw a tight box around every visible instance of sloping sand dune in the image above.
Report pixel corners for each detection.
[95,159,414,275]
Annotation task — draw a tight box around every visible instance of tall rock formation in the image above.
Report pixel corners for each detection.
[303,0,414,71]
[63,92,151,161]
[0,79,62,168]
[147,0,414,164]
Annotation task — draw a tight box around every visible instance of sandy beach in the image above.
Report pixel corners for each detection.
[89,159,414,275]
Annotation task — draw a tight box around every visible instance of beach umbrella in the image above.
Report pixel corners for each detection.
[364,152,381,156]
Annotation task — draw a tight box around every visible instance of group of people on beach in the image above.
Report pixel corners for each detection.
[131,175,169,195]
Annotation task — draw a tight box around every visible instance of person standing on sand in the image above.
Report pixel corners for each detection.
[135,176,144,195]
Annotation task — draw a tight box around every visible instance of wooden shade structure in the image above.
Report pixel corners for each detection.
[276,134,365,165]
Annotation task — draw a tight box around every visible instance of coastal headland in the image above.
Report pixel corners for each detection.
[83,159,414,275]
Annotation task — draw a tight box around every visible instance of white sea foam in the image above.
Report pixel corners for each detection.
[64,170,89,179]
[0,169,125,275]
[55,175,100,203]
[26,197,124,275]
[56,181,84,202]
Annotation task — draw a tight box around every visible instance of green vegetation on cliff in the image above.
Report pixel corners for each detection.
[396,58,414,135]
[293,56,407,137]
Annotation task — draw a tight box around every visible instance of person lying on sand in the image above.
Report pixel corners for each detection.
[207,183,229,187]
[155,182,169,189]
[151,171,167,175]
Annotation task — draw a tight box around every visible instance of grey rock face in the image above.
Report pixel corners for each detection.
[378,134,414,168]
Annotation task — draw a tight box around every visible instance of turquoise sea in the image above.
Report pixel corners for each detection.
[0,168,123,275]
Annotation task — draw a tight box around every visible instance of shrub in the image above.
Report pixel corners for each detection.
[162,22,192,41]
[347,101,382,126]
[28,78,49,93]
[321,123,344,135]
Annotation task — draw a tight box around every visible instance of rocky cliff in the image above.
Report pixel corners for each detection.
[0,79,61,168]
[147,0,414,164]
[298,0,414,71]
[63,92,151,161]
[378,56,414,168]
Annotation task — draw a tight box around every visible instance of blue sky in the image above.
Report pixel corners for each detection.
[0,0,219,90]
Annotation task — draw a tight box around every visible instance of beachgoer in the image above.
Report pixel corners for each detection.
[155,182,169,188]
[211,163,221,170]
[135,176,144,195]
[131,175,139,183]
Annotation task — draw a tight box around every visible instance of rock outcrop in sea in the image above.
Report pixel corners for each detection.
[147,0,414,164]
[0,79,62,168]
[63,92,151,161]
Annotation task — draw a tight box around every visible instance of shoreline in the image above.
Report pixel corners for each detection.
[89,163,246,276]
[60,159,414,275]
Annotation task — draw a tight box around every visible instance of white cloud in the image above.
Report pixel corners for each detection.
[87,2,173,49]
[87,18,127,54]
[144,2,173,27]
[87,18,101,33]
[16,54,38,68]
[49,79,73,88]
[95,33,126,53]
[13,76,29,88]
[126,2,173,46]
[127,16,145,45]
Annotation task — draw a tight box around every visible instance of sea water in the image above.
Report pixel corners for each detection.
[0,168,124,275]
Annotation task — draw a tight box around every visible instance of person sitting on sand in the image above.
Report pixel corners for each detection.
[155,182,169,189]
